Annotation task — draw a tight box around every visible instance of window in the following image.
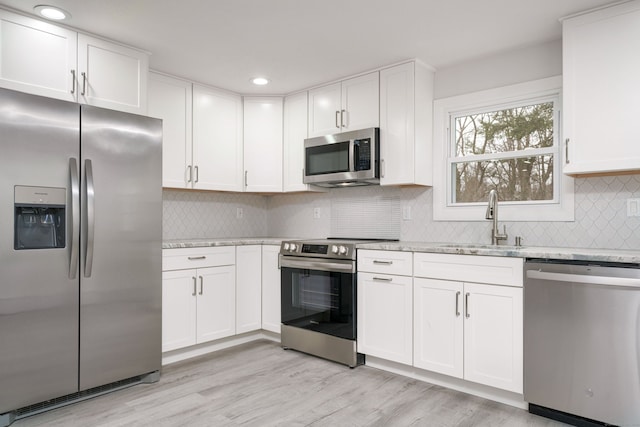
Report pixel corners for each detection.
[433,76,574,221]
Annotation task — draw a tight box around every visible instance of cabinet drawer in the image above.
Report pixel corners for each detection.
[162,247,235,271]
[413,253,523,287]
[358,250,413,276]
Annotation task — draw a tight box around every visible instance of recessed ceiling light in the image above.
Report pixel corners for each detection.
[34,5,71,21]
[251,77,270,86]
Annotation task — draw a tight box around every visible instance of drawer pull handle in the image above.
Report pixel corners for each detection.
[373,276,393,282]
[373,260,393,265]
[188,256,206,260]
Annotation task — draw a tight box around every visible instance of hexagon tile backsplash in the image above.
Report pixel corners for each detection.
[164,175,640,250]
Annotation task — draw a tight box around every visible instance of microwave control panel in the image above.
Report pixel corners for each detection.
[354,138,371,171]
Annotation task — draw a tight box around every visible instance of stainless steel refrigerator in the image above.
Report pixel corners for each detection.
[0,87,162,422]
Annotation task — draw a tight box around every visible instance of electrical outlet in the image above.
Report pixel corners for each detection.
[236,207,244,219]
[627,199,640,217]
[313,207,321,219]
[402,206,412,220]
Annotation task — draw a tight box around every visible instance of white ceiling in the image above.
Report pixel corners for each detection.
[0,0,619,94]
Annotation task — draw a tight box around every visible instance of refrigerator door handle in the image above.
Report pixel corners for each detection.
[69,158,80,279]
[84,159,95,278]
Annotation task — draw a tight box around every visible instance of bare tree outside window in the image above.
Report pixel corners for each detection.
[452,102,555,203]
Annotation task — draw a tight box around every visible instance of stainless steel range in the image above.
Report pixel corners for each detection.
[279,239,375,367]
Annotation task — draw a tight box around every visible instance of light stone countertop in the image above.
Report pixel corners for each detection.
[162,237,287,249]
[356,241,640,264]
[162,238,639,264]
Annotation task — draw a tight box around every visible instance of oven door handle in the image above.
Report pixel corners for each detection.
[279,256,355,274]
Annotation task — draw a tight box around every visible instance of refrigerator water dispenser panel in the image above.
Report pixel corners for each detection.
[14,185,66,250]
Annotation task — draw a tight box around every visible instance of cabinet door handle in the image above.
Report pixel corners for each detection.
[188,256,206,260]
[465,292,470,318]
[245,170,248,187]
[373,276,393,282]
[565,138,570,164]
[186,165,192,183]
[70,70,76,94]
[199,276,204,295]
[194,165,199,183]
[455,291,461,317]
[192,277,197,296]
[341,109,346,128]
[373,260,393,265]
[381,159,385,178]
[335,111,340,129]
[80,72,87,96]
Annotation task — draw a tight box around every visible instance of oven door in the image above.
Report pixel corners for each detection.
[280,256,356,340]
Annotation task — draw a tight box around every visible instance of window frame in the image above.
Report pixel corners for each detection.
[433,76,574,222]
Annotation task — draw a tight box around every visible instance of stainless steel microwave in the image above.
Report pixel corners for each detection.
[303,127,379,188]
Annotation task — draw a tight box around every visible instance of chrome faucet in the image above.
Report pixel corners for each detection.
[485,189,508,245]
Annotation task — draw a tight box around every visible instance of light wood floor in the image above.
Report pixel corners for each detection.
[13,340,566,426]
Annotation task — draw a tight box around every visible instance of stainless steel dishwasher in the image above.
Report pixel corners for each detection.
[524,259,640,427]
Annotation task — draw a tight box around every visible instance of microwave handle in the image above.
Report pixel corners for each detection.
[353,140,360,171]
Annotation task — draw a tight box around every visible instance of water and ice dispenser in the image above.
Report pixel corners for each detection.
[14,186,66,250]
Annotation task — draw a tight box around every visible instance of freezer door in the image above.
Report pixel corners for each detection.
[0,88,80,413]
[79,105,162,390]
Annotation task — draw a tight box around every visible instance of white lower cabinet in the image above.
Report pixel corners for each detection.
[357,250,413,365]
[358,250,523,394]
[413,278,463,378]
[462,282,523,393]
[162,244,282,353]
[161,247,236,352]
[161,269,198,352]
[161,265,236,352]
[196,265,236,343]
[413,253,524,394]
[357,272,413,365]
[413,277,523,393]
[261,245,281,334]
[236,245,262,334]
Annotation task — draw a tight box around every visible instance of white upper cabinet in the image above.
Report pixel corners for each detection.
[148,72,192,189]
[192,84,244,191]
[0,9,148,114]
[77,34,148,114]
[283,91,312,192]
[379,61,433,186]
[0,10,77,101]
[243,97,283,192]
[308,72,379,137]
[563,1,640,175]
[308,82,341,137]
[341,73,379,131]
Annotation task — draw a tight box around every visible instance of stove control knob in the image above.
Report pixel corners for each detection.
[338,245,348,255]
[331,245,339,254]
[290,243,297,252]
[283,243,290,251]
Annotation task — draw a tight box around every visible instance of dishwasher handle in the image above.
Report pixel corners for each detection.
[526,269,640,288]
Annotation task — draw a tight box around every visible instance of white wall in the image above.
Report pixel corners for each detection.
[434,39,562,99]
